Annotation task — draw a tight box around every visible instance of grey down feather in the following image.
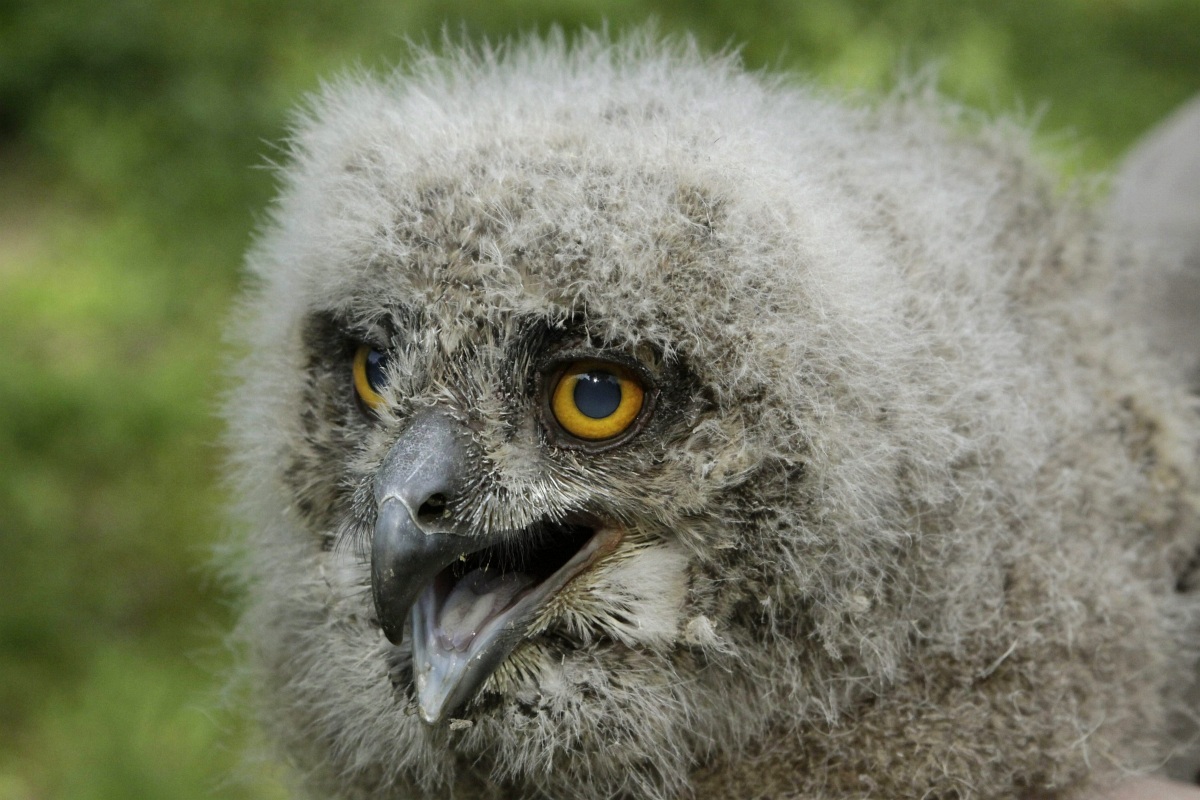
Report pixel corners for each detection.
[225,31,1200,800]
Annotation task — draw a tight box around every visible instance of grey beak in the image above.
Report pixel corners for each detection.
[371,411,487,645]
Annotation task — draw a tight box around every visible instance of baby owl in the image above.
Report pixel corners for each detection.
[226,32,1200,800]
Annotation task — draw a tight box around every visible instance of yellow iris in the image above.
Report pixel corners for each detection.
[353,344,388,412]
[550,361,644,441]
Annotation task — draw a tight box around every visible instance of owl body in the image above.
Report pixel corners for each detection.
[227,33,1200,800]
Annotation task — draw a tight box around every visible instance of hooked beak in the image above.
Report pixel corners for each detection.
[370,410,620,723]
[370,411,499,645]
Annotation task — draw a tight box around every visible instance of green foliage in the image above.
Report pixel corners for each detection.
[0,1,1196,797]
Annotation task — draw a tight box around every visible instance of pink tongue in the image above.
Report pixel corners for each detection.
[436,569,536,652]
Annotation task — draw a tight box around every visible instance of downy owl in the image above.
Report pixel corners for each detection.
[225,32,1200,800]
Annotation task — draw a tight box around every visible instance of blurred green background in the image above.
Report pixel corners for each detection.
[1,1,1197,797]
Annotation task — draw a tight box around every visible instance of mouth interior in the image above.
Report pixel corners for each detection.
[430,519,596,653]
[409,514,623,723]
[449,520,595,581]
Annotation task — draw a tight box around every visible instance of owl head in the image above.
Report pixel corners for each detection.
[226,32,1198,800]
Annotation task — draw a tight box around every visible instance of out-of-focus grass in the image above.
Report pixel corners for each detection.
[0,2,1196,798]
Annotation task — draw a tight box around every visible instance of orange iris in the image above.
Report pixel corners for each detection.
[550,361,644,441]
[353,344,388,412]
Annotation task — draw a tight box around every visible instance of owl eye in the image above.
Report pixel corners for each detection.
[353,344,390,413]
[549,361,645,442]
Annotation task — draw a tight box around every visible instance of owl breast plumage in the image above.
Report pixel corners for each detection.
[226,32,1200,800]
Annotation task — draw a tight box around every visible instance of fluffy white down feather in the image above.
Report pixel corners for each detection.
[225,31,1200,800]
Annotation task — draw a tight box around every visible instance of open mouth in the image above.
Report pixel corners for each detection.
[369,412,628,724]
[408,516,622,723]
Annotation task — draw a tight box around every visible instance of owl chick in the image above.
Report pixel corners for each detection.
[225,32,1200,800]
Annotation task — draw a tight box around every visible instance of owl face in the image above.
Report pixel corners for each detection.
[233,128,809,794]
[308,291,705,725]
[229,41,1003,798]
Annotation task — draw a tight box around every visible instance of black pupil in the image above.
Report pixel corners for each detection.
[573,371,622,419]
[365,349,389,392]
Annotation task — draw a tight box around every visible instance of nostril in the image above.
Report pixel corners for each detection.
[417,493,450,524]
